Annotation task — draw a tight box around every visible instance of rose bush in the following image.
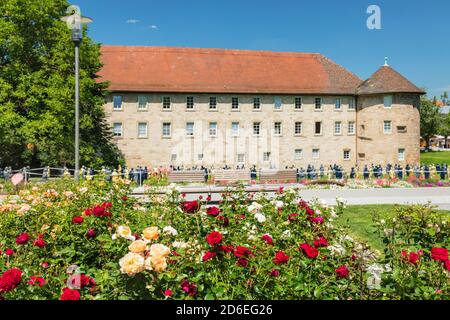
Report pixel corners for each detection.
[0,180,448,300]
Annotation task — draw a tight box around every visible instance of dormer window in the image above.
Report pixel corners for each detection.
[384,95,393,108]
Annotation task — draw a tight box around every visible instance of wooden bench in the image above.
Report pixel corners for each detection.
[259,169,297,183]
[213,170,251,184]
[168,170,205,183]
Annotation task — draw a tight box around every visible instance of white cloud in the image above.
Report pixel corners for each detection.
[149,25,158,30]
[126,19,140,24]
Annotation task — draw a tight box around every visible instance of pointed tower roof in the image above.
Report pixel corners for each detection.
[357,65,425,95]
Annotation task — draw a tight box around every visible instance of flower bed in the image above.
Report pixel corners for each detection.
[0,180,448,300]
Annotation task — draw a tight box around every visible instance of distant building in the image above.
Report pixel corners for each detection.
[98,46,425,168]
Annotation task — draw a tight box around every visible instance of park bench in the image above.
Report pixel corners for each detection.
[167,170,205,183]
[213,170,251,185]
[259,169,297,183]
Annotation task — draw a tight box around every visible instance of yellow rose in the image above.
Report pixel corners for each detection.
[144,257,153,271]
[149,243,171,258]
[115,225,134,240]
[119,252,145,276]
[128,240,147,253]
[142,227,159,242]
[151,256,168,272]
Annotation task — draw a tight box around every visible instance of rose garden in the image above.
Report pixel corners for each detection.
[0,178,448,300]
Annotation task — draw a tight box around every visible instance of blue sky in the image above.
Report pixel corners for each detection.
[73,0,449,98]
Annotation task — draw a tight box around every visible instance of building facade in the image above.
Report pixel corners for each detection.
[98,46,424,169]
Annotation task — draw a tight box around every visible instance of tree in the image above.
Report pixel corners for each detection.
[441,91,449,105]
[0,0,123,168]
[439,112,450,148]
[420,96,441,148]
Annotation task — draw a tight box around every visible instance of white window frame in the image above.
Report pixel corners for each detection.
[398,148,405,161]
[295,97,302,110]
[162,96,171,110]
[237,153,245,163]
[295,122,303,135]
[138,95,148,110]
[209,122,217,137]
[253,97,261,110]
[294,149,303,160]
[253,122,261,136]
[334,121,342,135]
[113,95,123,111]
[315,97,322,110]
[335,97,342,110]
[186,96,194,110]
[137,122,148,138]
[162,122,171,138]
[343,150,351,161]
[274,97,282,110]
[312,148,320,159]
[231,97,239,110]
[231,122,240,137]
[263,152,271,162]
[274,122,282,136]
[113,122,123,137]
[209,97,217,110]
[186,122,194,136]
[383,120,392,134]
[348,97,355,110]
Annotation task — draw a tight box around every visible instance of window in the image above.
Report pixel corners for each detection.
[295,97,302,110]
[335,98,341,110]
[315,122,322,135]
[384,95,393,108]
[263,152,271,162]
[162,122,171,137]
[397,126,407,133]
[312,149,320,159]
[163,97,171,110]
[209,122,217,137]
[113,122,123,137]
[358,153,366,160]
[232,97,239,110]
[171,154,177,161]
[198,154,204,160]
[294,149,303,160]
[383,121,392,134]
[186,122,194,136]
[274,97,282,110]
[398,148,405,161]
[138,95,147,110]
[315,97,322,110]
[295,122,303,135]
[348,98,355,110]
[253,97,261,110]
[348,121,355,135]
[186,96,194,109]
[253,122,261,136]
[274,122,282,135]
[237,153,245,163]
[138,122,148,138]
[209,97,217,110]
[334,121,342,135]
[343,150,351,161]
[113,96,123,110]
[231,122,239,136]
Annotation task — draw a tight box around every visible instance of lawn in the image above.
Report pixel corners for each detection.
[420,151,450,165]
[335,204,450,256]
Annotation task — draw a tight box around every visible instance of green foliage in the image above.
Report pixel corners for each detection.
[420,97,442,148]
[0,0,123,168]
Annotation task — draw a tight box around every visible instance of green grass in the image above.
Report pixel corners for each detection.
[420,151,450,165]
[335,205,450,256]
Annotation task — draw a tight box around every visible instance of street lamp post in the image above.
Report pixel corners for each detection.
[61,6,92,181]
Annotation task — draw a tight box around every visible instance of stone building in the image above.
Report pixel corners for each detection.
[98,46,424,169]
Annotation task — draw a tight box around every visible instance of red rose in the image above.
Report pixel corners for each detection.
[27,276,45,287]
[217,216,230,227]
[182,200,200,213]
[220,245,234,253]
[261,234,273,245]
[236,258,249,267]
[101,202,112,209]
[401,250,420,265]
[311,216,324,224]
[273,251,289,265]
[202,251,217,262]
[300,243,318,259]
[335,265,349,278]
[72,216,84,224]
[33,238,46,248]
[0,268,22,293]
[206,231,222,246]
[314,237,328,248]
[60,288,80,300]
[431,247,448,262]
[271,269,280,277]
[93,206,105,217]
[84,207,93,216]
[86,229,96,239]
[306,208,315,216]
[206,206,220,217]
[5,249,14,256]
[164,289,173,297]
[16,233,29,245]
[444,260,450,271]
[122,196,128,201]
[41,262,49,269]
[234,246,252,258]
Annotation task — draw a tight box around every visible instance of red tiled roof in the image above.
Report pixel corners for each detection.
[357,66,425,95]
[98,46,363,95]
